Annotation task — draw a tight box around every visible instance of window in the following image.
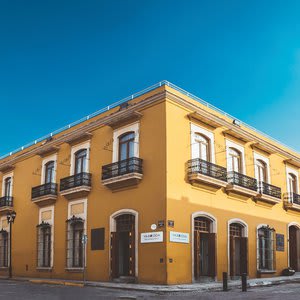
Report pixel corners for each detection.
[37,223,51,268]
[195,133,210,161]
[4,177,11,197]
[74,149,87,174]
[256,160,267,183]
[66,217,84,268]
[228,148,242,173]
[119,132,135,161]
[0,230,8,267]
[44,161,55,184]
[194,217,212,233]
[257,226,275,271]
[288,173,298,194]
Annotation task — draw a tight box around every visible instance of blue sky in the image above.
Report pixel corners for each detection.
[0,0,300,156]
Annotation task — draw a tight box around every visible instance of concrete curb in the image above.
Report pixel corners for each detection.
[30,279,84,288]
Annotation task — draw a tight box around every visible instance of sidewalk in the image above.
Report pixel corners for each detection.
[1,274,300,292]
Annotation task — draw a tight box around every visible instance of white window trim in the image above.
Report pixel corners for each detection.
[190,123,215,163]
[0,216,9,268]
[70,141,91,175]
[41,154,57,184]
[1,172,13,197]
[253,152,270,184]
[112,122,139,163]
[225,139,246,174]
[67,198,88,268]
[38,206,55,268]
[286,165,299,194]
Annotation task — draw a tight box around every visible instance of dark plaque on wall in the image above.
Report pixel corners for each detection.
[168,220,174,228]
[276,234,284,251]
[91,228,105,250]
[158,220,165,228]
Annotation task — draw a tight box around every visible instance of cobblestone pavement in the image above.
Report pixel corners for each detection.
[0,280,300,299]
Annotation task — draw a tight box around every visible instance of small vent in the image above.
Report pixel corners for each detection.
[119,102,129,111]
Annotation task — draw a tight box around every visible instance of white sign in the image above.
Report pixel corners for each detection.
[170,231,189,244]
[141,231,163,243]
[151,224,157,231]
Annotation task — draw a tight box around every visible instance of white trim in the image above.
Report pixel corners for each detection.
[0,216,9,267]
[70,141,91,175]
[112,122,139,163]
[109,209,139,277]
[1,172,13,197]
[287,222,300,268]
[225,139,246,174]
[67,198,88,267]
[190,123,215,163]
[191,211,217,281]
[286,165,299,194]
[41,154,57,184]
[253,152,270,184]
[38,206,55,267]
[227,219,248,275]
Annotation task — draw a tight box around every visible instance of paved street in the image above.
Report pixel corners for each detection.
[1,280,300,299]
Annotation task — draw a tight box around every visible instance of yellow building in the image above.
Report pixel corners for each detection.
[0,81,300,284]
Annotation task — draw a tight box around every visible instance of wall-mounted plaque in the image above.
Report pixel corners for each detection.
[276,234,284,251]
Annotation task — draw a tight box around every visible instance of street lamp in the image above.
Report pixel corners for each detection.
[6,211,16,278]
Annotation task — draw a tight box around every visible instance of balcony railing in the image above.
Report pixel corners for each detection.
[60,172,92,191]
[187,158,227,182]
[227,171,257,191]
[258,182,281,199]
[285,192,300,205]
[102,157,143,180]
[32,183,58,199]
[0,196,13,208]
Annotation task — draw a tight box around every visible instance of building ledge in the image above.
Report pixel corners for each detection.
[0,206,14,214]
[32,195,57,206]
[36,267,53,272]
[102,173,143,191]
[65,268,84,273]
[60,186,91,200]
[284,202,300,212]
[257,269,276,274]
[225,184,258,198]
[254,193,281,205]
[188,173,227,188]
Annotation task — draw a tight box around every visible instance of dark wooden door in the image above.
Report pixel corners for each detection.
[240,237,248,275]
[229,236,235,276]
[289,227,298,271]
[110,232,119,279]
[128,230,135,277]
[207,233,216,277]
[194,231,200,279]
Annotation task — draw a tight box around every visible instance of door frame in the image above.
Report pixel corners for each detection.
[227,219,248,277]
[191,211,217,282]
[109,209,139,278]
[287,222,300,269]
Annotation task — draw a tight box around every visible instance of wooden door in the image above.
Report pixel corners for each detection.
[240,237,248,275]
[207,233,216,277]
[289,227,298,271]
[229,236,235,276]
[194,231,200,279]
[128,230,135,277]
[110,232,119,279]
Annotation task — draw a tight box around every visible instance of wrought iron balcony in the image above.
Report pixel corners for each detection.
[102,157,143,190]
[60,172,92,199]
[227,171,257,191]
[283,192,300,211]
[258,182,281,199]
[32,183,58,199]
[187,158,227,188]
[0,196,13,211]
[32,183,58,205]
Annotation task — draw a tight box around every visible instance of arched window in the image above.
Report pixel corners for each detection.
[4,177,11,197]
[195,133,210,161]
[256,159,267,183]
[74,149,87,174]
[288,173,298,194]
[119,132,135,161]
[257,226,275,271]
[228,148,242,173]
[44,161,55,184]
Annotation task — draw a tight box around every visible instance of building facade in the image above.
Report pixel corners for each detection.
[0,81,300,284]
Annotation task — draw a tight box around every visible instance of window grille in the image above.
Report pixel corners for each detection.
[66,216,84,268]
[230,223,243,237]
[257,226,275,271]
[0,230,8,268]
[36,222,51,268]
[116,214,135,232]
[194,217,211,232]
